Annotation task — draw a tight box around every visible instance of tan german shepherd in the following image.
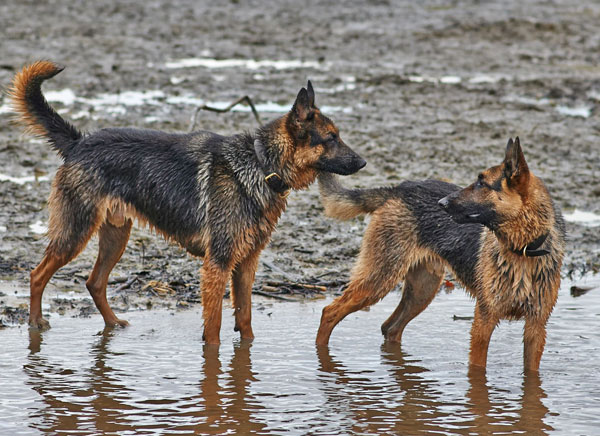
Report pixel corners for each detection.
[316,138,564,372]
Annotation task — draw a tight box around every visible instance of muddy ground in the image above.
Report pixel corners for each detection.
[1,0,599,325]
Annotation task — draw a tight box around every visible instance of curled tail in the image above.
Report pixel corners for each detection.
[8,61,82,158]
[318,172,395,220]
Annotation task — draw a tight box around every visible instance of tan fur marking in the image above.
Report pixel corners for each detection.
[321,195,367,220]
[231,249,262,339]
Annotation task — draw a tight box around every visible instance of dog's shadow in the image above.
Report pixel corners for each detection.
[316,343,553,434]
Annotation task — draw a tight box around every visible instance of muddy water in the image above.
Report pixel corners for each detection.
[2,276,599,435]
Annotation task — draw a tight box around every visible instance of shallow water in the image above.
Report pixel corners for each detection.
[1,275,599,435]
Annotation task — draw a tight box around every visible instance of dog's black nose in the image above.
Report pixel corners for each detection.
[356,156,367,170]
[438,197,449,209]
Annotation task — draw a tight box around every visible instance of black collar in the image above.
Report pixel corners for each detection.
[511,232,550,257]
[253,139,290,197]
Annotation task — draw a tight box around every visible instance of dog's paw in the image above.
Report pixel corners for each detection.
[29,317,51,330]
[106,318,129,328]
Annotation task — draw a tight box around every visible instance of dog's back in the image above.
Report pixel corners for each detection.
[390,180,483,287]
[319,174,483,286]
[60,127,268,247]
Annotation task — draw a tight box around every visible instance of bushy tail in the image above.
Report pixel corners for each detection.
[318,172,395,220]
[8,61,82,158]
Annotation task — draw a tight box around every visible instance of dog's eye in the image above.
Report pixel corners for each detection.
[329,133,337,141]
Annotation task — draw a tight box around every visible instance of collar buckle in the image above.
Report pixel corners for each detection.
[264,172,290,197]
[255,139,291,197]
[512,232,551,258]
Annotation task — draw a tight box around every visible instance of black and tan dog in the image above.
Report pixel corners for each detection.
[9,61,365,344]
[316,138,565,372]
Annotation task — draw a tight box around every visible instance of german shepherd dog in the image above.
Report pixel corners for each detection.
[316,138,565,371]
[9,61,366,344]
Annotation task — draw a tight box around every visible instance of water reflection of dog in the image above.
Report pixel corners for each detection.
[467,368,553,434]
[25,328,133,434]
[316,344,450,434]
[25,330,267,434]
[198,342,267,434]
[317,344,554,434]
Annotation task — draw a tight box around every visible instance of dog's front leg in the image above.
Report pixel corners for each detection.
[201,260,232,345]
[469,304,499,369]
[231,250,260,340]
[523,317,548,372]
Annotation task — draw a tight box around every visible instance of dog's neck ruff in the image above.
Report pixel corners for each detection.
[253,139,290,197]
[510,232,550,257]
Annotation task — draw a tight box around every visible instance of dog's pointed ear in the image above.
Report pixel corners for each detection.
[504,136,530,186]
[307,80,315,107]
[292,87,311,121]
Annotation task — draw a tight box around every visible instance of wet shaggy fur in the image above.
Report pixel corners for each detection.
[316,138,565,372]
[9,61,365,344]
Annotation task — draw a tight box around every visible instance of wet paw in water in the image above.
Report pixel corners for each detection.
[107,318,130,328]
[29,317,51,330]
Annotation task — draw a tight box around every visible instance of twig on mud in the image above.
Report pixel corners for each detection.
[314,278,347,288]
[189,96,263,132]
[261,260,296,282]
[113,276,139,292]
[252,288,298,301]
[265,280,327,292]
[314,270,339,279]
[142,280,175,296]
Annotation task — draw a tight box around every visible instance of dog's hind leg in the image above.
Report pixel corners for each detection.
[469,304,499,369]
[316,232,408,345]
[30,183,101,329]
[523,317,548,372]
[30,254,74,329]
[231,250,261,340]
[86,220,133,327]
[316,205,422,346]
[381,261,444,343]
[316,279,386,346]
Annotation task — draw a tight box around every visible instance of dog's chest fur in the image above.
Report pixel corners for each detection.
[474,230,561,320]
